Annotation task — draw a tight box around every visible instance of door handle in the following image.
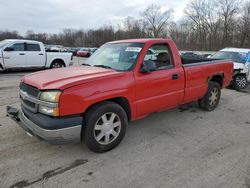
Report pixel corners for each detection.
[172,74,179,80]
[19,53,25,55]
[39,53,44,55]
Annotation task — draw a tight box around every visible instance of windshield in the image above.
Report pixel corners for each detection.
[0,40,11,49]
[211,51,247,63]
[85,43,144,71]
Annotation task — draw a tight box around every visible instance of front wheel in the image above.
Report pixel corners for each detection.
[83,101,128,153]
[198,81,221,111]
[232,74,248,90]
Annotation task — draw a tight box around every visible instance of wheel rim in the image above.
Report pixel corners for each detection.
[52,62,62,68]
[209,87,219,106]
[236,76,247,88]
[94,112,121,145]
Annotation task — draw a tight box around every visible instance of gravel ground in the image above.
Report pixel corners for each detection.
[1,58,250,188]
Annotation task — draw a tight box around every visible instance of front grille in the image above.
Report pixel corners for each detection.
[21,98,36,108]
[19,82,39,98]
[19,82,39,112]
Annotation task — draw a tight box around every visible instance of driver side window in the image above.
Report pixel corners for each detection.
[8,43,25,51]
[143,44,173,70]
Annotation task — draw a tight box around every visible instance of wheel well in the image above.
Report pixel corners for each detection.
[109,97,131,121]
[83,97,131,121]
[51,59,65,66]
[209,75,223,87]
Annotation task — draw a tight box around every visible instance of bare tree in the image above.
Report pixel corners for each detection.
[0,2,249,50]
[184,0,221,50]
[141,4,173,38]
[239,0,250,47]
[216,0,240,47]
[0,30,22,41]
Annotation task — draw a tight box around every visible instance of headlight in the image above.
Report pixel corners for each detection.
[39,91,61,116]
[40,91,61,102]
[39,105,59,116]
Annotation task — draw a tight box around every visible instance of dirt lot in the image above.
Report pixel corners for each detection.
[1,60,250,188]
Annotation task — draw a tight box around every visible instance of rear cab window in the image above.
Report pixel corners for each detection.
[26,43,41,51]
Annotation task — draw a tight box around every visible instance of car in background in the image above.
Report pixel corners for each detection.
[66,47,80,56]
[209,48,250,90]
[200,53,214,58]
[77,48,91,57]
[143,49,156,60]
[45,45,67,52]
[181,52,203,59]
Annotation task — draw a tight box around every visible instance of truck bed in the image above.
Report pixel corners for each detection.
[181,57,215,65]
[182,59,233,104]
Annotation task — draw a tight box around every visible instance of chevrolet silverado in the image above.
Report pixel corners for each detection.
[7,39,233,153]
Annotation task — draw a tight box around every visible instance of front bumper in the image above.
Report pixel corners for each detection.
[6,106,82,144]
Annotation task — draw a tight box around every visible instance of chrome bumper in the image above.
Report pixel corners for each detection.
[7,106,82,144]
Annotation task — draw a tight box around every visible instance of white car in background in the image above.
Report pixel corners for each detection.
[210,48,250,90]
[0,39,73,71]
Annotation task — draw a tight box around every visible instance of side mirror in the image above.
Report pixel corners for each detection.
[140,60,156,73]
[4,47,14,51]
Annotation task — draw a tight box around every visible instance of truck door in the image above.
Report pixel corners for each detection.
[25,43,45,67]
[2,42,26,68]
[134,43,185,117]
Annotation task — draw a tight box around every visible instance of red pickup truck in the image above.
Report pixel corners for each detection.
[7,39,233,153]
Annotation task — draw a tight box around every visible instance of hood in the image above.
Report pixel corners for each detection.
[22,66,125,90]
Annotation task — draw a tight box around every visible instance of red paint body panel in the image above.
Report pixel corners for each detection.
[21,66,124,90]
[59,72,137,118]
[134,67,185,117]
[21,39,233,120]
[183,61,233,103]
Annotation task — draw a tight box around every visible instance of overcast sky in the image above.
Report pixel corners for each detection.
[0,0,189,35]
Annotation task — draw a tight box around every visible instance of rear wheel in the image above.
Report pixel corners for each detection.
[232,74,248,90]
[82,101,127,153]
[198,81,221,111]
[50,61,65,69]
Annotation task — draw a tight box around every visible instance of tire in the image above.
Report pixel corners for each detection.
[50,61,65,69]
[83,101,128,153]
[198,81,221,111]
[232,74,248,90]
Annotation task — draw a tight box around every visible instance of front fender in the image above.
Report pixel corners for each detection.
[58,72,135,117]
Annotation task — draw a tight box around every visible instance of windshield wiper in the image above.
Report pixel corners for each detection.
[94,65,113,69]
[81,63,91,66]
